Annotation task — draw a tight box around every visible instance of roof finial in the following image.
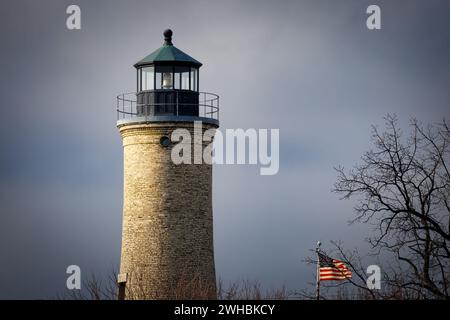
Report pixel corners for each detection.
[163,29,173,46]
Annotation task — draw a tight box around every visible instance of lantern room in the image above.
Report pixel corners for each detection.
[134,29,202,117]
[116,29,219,126]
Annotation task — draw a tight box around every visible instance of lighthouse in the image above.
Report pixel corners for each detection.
[116,29,219,299]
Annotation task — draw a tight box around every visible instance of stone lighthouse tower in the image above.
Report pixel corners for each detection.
[116,29,219,299]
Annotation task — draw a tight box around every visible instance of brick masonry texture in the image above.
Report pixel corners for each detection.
[118,122,218,299]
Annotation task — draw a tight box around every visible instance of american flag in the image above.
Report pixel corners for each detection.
[318,252,352,281]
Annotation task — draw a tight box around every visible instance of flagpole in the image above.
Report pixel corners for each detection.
[315,241,321,300]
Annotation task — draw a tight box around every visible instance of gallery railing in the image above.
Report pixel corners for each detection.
[117,91,219,121]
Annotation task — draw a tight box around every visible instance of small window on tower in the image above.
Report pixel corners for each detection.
[160,136,171,147]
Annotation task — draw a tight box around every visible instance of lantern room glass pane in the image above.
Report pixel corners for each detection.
[155,72,162,89]
[181,71,190,90]
[174,66,191,91]
[155,66,173,90]
[141,66,154,91]
[174,72,180,90]
[191,68,197,91]
[141,66,199,91]
[137,68,141,91]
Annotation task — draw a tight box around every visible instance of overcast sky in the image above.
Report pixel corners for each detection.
[0,0,449,299]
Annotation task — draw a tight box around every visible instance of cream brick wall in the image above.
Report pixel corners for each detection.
[118,122,217,299]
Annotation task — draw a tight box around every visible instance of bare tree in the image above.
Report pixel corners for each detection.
[334,115,450,299]
[59,269,291,300]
